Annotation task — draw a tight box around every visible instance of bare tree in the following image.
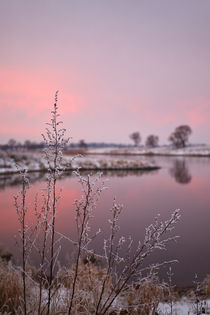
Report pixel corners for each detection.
[79,139,88,149]
[169,125,192,148]
[8,138,17,149]
[146,135,159,147]
[24,140,32,149]
[130,132,141,147]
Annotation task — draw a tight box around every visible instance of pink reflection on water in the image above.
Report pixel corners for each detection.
[0,157,210,286]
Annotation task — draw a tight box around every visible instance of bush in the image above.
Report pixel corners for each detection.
[11,92,180,315]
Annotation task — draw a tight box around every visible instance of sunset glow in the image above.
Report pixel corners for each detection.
[1,0,210,144]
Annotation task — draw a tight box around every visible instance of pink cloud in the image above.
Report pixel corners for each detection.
[140,100,210,128]
[0,66,88,141]
[1,65,210,144]
[0,67,83,116]
[187,104,210,126]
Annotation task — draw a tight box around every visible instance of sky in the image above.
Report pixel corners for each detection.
[0,0,210,145]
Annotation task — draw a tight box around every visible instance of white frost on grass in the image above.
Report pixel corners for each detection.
[158,298,191,314]
[70,156,158,170]
[0,151,159,174]
[88,145,210,157]
[158,298,210,314]
[33,286,210,315]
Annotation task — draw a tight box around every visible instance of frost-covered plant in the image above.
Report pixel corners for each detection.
[125,271,164,314]
[13,91,70,315]
[12,92,181,315]
[34,175,53,315]
[202,275,210,298]
[94,207,180,315]
[191,274,205,315]
[14,169,30,315]
[39,90,69,315]
[68,172,104,314]
[166,266,175,315]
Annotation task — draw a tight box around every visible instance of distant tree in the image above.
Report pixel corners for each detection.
[79,139,88,149]
[24,140,32,149]
[7,138,17,149]
[130,132,141,147]
[169,125,192,148]
[145,135,159,147]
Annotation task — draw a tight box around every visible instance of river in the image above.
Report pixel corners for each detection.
[0,155,209,287]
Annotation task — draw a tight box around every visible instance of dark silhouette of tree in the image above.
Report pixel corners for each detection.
[24,140,33,149]
[7,138,17,148]
[130,132,141,147]
[169,125,192,148]
[23,140,45,150]
[145,135,159,147]
[79,139,88,149]
[169,159,192,184]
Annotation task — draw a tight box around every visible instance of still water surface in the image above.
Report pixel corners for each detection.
[0,155,210,287]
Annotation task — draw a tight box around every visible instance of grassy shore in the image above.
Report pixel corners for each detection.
[87,145,210,157]
[0,150,160,175]
[0,255,210,315]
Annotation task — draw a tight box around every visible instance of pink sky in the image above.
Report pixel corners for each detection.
[0,0,210,144]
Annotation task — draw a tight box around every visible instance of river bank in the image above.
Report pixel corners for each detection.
[87,145,210,157]
[0,150,160,175]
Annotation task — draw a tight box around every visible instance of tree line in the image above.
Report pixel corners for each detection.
[130,125,192,148]
[1,125,192,150]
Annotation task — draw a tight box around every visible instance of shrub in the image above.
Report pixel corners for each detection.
[126,276,164,314]
[11,92,180,315]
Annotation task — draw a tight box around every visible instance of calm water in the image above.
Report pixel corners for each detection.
[0,155,210,287]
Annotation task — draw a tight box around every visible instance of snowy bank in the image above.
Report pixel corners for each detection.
[0,151,160,175]
[87,145,210,157]
[158,298,210,314]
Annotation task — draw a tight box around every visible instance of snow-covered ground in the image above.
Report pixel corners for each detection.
[0,151,160,175]
[32,286,210,315]
[30,283,210,315]
[158,298,210,314]
[88,145,210,157]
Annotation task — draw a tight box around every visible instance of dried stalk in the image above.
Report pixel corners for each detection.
[41,91,69,315]
[68,173,104,315]
[35,176,52,315]
[98,209,180,315]
[14,169,29,315]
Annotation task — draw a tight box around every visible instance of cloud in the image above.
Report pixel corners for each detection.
[1,65,210,144]
[0,66,87,141]
[0,66,82,114]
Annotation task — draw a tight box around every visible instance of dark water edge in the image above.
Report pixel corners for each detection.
[0,155,210,287]
[0,168,160,189]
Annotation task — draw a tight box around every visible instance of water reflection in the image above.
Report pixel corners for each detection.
[0,172,47,189]
[1,156,210,286]
[0,169,159,189]
[169,159,192,184]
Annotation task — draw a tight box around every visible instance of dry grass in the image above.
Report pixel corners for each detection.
[54,262,165,314]
[56,260,113,314]
[2,257,210,315]
[201,275,210,298]
[125,277,164,314]
[0,245,12,262]
[0,259,23,314]
[64,148,87,155]
[0,259,112,315]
